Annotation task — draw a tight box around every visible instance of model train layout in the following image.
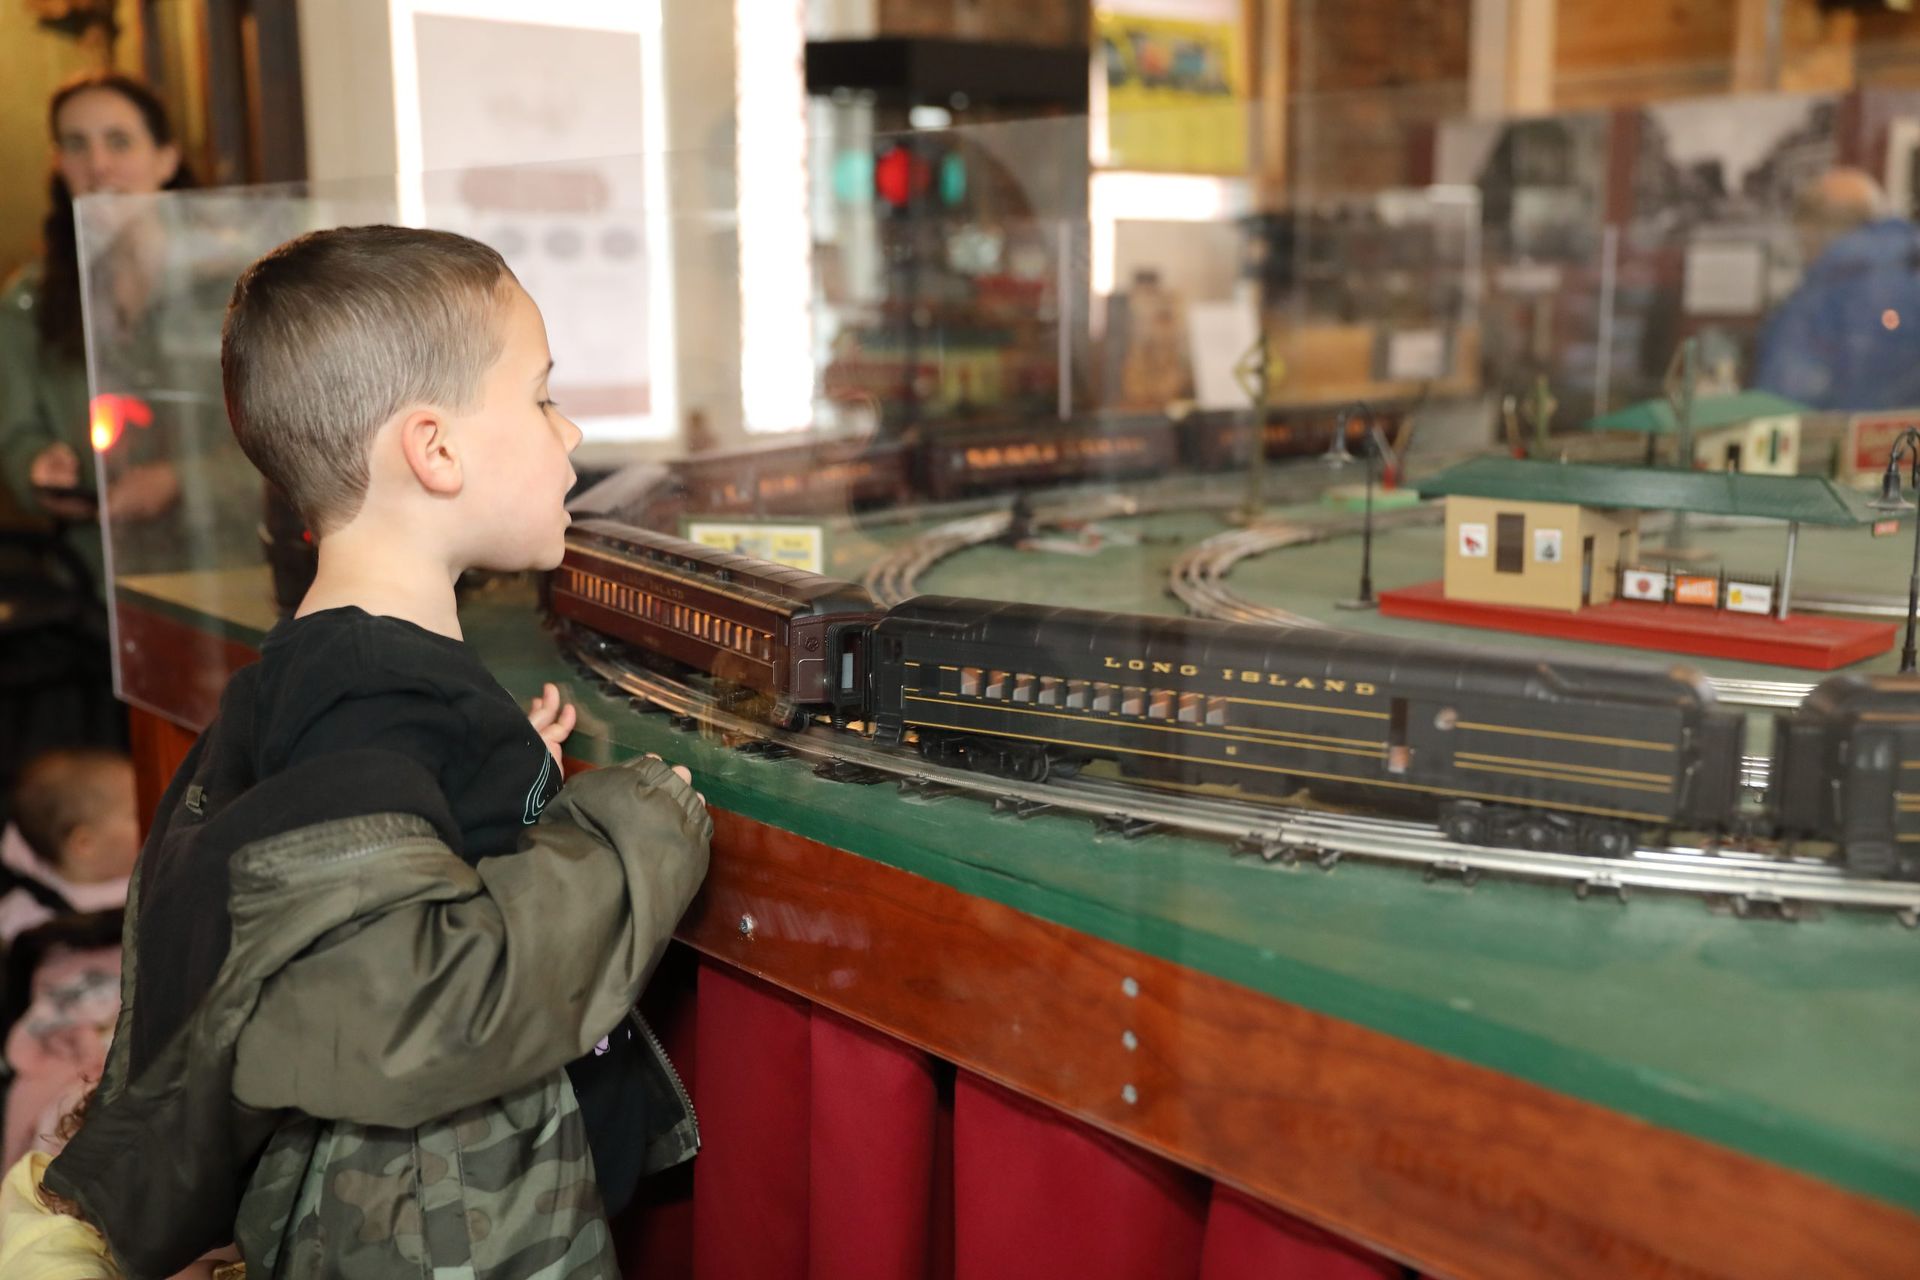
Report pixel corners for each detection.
[549,518,1920,881]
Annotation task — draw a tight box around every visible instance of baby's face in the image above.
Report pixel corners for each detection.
[60,764,140,885]
[450,283,584,572]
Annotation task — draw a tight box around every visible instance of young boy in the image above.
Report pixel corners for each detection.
[43,226,711,1278]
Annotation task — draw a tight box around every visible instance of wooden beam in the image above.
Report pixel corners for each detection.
[1736,0,1859,95]
[1471,0,1555,117]
[1507,0,1555,113]
[1245,0,1288,209]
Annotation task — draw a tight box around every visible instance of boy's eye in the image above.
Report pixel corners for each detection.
[537,398,558,411]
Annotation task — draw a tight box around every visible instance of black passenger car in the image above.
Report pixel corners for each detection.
[1771,673,1920,877]
[867,598,1747,854]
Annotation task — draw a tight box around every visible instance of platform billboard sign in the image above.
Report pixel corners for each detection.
[1725,581,1774,614]
[1673,574,1720,607]
[1621,568,1668,601]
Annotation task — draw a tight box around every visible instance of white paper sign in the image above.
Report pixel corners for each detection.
[1385,329,1447,381]
[1622,570,1668,601]
[1533,528,1563,563]
[1726,582,1774,615]
[1458,522,1489,558]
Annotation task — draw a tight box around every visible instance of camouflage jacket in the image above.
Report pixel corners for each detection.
[46,753,710,1279]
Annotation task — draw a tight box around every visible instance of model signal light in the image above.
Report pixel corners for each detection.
[872,145,967,211]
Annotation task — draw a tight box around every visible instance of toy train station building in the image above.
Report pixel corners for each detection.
[1381,457,1895,669]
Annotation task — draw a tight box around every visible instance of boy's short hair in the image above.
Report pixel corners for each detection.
[11,748,132,866]
[221,225,515,534]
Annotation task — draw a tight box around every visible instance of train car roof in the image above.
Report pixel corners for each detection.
[1799,672,1920,718]
[882,595,1722,711]
[568,518,877,611]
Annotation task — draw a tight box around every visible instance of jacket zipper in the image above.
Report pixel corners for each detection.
[628,1008,698,1143]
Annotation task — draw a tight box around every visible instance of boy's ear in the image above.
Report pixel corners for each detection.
[396,407,463,497]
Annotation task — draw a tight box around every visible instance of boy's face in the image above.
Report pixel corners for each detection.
[452,283,583,571]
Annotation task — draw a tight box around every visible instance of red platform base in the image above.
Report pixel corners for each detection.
[1376,580,1896,670]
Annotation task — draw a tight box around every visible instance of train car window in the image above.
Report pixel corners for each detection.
[1177,693,1203,724]
[1091,682,1117,712]
[1205,696,1229,726]
[1121,687,1147,716]
[1013,674,1036,703]
[1064,679,1089,709]
[1387,698,1410,774]
[1495,514,1524,574]
[986,670,1009,700]
[1434,706,1457,731]
[1148,690,1176,720]
[961,667,983,697]
[1037,676,1062,705]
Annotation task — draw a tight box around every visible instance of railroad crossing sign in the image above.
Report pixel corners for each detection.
[1233,337,1288,403]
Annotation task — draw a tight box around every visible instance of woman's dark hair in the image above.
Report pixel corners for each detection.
[39,72,195,360]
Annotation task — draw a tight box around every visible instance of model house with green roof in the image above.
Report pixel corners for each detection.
[1587,391,1808,476]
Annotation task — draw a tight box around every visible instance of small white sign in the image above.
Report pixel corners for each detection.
[1458,522,1489,558]
[1533,528,1563,563]
[1622,570,1668,601]
[1385,329,1447,381]
[1726,582,1775,615]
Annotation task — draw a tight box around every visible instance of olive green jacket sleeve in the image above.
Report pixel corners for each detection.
[229,756,712,1129]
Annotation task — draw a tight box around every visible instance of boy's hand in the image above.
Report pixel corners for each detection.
[528,682,576,766]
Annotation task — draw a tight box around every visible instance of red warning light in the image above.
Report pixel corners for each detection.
[88,393,154,453]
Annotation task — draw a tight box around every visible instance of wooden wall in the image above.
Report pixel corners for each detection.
[1288,0,1471,193]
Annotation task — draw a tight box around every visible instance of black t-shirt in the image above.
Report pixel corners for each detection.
[252,607,650,1214]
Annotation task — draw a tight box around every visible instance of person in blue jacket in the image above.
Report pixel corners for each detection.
[1754,168,1920,411]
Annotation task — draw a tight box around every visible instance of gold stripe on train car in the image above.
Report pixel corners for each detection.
[902,696,1387,761]
[1453,751,1672,784]
[902,719,1666,823]
[1455,761,1672,795]
[1221,694,1388,720]
[1453,721,1675,752]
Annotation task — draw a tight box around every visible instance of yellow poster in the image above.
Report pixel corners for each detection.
[1097,10,1246,174]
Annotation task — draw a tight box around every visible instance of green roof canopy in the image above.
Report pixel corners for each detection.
[1415,457,1879,526]
[1585,390,1810,435]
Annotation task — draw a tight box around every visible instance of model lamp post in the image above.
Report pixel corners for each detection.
[1327,402,1391,611]
[1870,426,1920,674]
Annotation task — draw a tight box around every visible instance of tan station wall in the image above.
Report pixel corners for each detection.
[1442,497,1640,613]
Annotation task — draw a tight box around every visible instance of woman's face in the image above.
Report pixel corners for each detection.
[54,88,179,198]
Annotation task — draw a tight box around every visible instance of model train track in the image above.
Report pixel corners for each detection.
[565,635,1920,923]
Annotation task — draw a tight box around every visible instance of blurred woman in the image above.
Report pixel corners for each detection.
[0,72,193,586]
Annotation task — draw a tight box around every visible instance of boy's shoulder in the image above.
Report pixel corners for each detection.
[252,607,516,775]
[261,606,485,694]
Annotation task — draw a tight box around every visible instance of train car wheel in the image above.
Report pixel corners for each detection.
[1577,820,1635,860]
[1511,816,1566,853]
[1001,743,1050,784]
[1439,801,1486,846]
